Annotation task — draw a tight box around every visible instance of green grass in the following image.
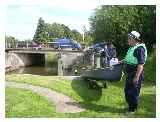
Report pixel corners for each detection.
[6,74,156,118]
[6,87,56,117]
[144,49,156,82]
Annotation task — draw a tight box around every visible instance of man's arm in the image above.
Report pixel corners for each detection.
[133,64,144,86]
[133,47,145,86]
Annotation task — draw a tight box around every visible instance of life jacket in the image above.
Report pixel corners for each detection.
[124,43,147,65]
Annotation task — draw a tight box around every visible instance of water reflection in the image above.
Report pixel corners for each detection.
[9,66,76,76]
[10,66,57,76]
[8,53,80,76]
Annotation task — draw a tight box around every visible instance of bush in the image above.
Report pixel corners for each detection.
[144,49,156,82]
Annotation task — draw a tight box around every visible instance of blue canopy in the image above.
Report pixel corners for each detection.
[52,38,81,49]
[54,38,73,43]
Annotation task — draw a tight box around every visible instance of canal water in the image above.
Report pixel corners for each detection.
[9,66,57,76]
[7,53,76,76]
[6,52,92,76]
[9,66,75,76]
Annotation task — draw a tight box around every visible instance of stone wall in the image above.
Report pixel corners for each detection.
[5,52,45,72]
[60,53,84,69]
[5,51,84,75]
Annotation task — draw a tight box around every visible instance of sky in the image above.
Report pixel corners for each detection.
[4,0,158,41]
[5,0,101,40]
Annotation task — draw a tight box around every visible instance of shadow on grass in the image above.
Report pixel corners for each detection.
[71,79,127,114]
[71,79,102,102]
[71,78,155,117]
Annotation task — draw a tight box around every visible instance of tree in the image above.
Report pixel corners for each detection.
[48,23,72,41]
[61,24,72,38]
[5,36,19,48]
[89,5,156,56]
[24,39,32,42]
[83,31,93,46]
[70,29,82,42]
[33,17,90,44]
[33,17,48,43]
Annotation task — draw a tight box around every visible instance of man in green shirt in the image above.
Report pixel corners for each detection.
[122,31,147,112]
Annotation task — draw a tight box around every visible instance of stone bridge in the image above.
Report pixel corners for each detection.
[5,49,85,75]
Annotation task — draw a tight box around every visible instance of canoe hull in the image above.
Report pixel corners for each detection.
[81,64,122,81]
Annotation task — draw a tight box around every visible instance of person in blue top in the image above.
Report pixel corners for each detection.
[101,41,117,67]
[120,31,147,112]
[107,41,116,58]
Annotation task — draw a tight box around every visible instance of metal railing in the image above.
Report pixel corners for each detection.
[5,41,50,49]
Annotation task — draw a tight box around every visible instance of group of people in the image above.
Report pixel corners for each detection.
[100,31,147,113]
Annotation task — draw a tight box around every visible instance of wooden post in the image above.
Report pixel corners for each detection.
[26,42,29,48]
[58,53,63,76]
[91,53,95,67]
[96,53,101,68]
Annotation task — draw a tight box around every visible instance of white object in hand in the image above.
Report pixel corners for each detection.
[110,58,119,66]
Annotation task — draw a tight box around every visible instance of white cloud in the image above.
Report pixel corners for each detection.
[48,12,90,33]
[43,14,90,33]
[6,9,90,40]
[4,0,100,7]
[52,0,99,13]
[6,4,97,40]
[6,6,40,40]
[0,6,5,36]
[6,23,37,40]
[18,6,41,17]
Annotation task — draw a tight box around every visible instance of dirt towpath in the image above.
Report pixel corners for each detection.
[6,82,86,113]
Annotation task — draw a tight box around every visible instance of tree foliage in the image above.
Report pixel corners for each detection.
[5,36,19,48]
[33,17,92,44]
[33,18,48,43]
[89,5,156,56]
[83,31,93,46]
[70,29,82,42]
[5,36,19,42]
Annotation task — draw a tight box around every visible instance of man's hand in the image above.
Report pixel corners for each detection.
[133,76,139,87]
[118,60,124,64]
[118,61,122,64]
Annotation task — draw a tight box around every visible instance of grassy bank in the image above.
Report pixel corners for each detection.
[6,87,56,117]
[5,49,156,118]
[6,74,155,118]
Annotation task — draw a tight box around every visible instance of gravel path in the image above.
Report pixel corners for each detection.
[6,82,86,113]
